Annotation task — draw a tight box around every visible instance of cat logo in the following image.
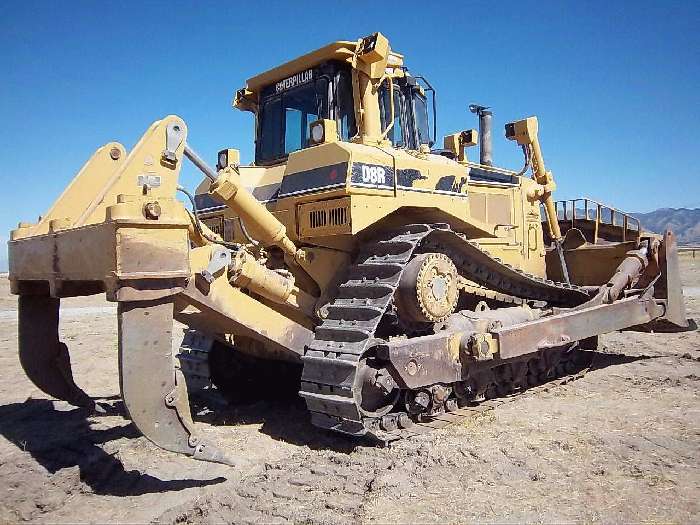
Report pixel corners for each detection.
[361,165,386,185]
[275,69,313,93]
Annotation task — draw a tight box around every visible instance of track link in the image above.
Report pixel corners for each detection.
[176,330,214,392]
[299,224,434,434]
[379,353,591,442]
[299,224,591,438]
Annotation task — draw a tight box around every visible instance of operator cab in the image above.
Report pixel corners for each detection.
[246,60,434,166]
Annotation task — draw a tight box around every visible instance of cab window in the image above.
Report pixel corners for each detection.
[335,70,357,141]
[283,86,319,154]
[379,84,406,148]
[255,63,356,165]
[259,96,283,161]
[257,81,321,164]
[412,92,431,146]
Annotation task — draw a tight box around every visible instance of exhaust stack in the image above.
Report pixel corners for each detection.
[469,104,493,166]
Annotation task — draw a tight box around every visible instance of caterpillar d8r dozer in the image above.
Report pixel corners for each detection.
[8,33,689,465]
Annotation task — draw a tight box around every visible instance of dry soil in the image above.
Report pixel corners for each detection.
[0,257,698,523]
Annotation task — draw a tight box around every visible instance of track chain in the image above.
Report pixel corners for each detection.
[176,330,214,392]
[299,224,591,439]
[376,357,591,443]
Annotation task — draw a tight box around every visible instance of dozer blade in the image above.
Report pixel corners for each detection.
[118,298,240,466]
[18,295,95,409]
[657,230,688,329]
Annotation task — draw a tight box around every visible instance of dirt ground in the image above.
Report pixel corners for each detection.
[0,256,698,524]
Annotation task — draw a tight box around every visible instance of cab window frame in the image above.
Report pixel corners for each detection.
[411,88,431,147]
[379,81,408,149]
[332,68,358,142]
[254,62,356,166]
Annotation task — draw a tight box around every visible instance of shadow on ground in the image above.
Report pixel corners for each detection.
[588,349,658,368]
[197,344,361,452]
[0,346,667,492]
[193,347,661,451]
[0,399,225,496]
[193,394,360,453]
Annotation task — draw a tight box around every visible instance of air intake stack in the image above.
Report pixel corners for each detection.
[469,104,493,166]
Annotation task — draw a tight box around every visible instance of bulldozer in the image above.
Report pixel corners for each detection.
[7,33,688,465]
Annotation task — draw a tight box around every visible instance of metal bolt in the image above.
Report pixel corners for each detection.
[410,391,430,413]
[432,385,450,403]
[479,340,490,357]
[375,370,396,395]
[380,414,398,431]
[109,147,121,160]
[144,201,161,220]
[467,335,479,355]
[467,335,491,359]
[406,359,418,376]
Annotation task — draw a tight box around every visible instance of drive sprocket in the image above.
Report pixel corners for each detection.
[395,252,459,324]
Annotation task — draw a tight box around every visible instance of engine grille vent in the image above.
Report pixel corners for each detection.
[298,197,352,238]
[309,206,348,229]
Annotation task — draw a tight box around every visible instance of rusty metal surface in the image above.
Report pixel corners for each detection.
[118,298,239,465]
[118,299,191,454]
[546,240,638,286]
[18,295,95,409]
[374,350,592,443]
[378,332,463,389]
[382,290,669,389]
[9,219,190,299]
[494,295,664,359]
[657,230,689,328]
[177,278,313,361]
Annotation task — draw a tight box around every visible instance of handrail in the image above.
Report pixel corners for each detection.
[547,198,641,244]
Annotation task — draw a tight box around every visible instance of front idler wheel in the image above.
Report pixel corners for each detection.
[354,355,400,418]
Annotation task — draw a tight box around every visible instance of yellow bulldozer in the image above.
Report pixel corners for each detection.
[7,33,688,465]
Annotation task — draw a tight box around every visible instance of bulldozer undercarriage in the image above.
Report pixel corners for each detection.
[299,223,592,438]
[184,328,594,442]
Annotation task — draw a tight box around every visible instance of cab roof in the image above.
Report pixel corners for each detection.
[243,39,404,96]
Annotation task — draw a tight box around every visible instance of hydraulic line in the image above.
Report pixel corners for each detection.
[177,185,239,250]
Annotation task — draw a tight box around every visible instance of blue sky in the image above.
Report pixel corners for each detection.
[1,0,699,270]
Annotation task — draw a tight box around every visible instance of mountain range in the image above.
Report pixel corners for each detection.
[631,208,700,245]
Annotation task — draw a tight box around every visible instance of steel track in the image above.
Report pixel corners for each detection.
[375,362,591,443]
[298,224,590,439]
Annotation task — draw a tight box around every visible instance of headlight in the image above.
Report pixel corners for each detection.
[217,150,228,170]
[310,122,325,143]
[307,119,338,146]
